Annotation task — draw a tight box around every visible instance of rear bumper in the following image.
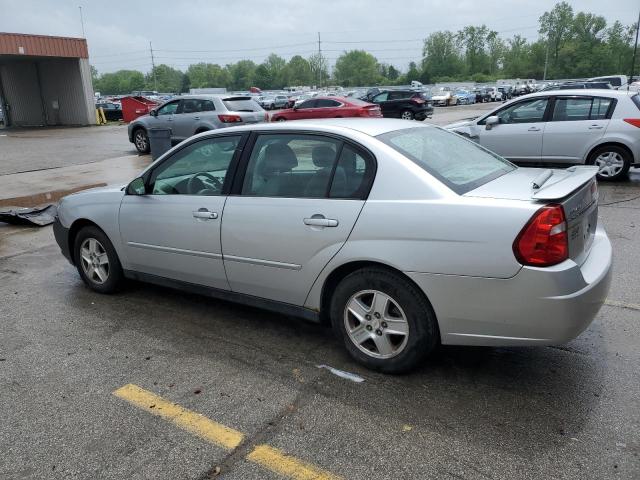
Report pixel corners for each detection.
[53,216,74,265]
[406,226,613,346]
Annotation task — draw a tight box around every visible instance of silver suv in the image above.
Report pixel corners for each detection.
[128,95,267,153]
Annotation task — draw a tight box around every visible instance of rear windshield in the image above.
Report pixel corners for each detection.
[223,97,262,112]
[377,127,515,194]
[347,98,373,106]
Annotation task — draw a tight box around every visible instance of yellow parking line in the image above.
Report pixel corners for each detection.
[248,444,341,480]
[113,384,244,450]
[113,384,342,480]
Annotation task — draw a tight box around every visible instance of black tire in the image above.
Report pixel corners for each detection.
[400,110,415,120]
[330,267,439,373]
[588,145,631,181]
[133,128,150,154]
[276,117,286,122]
[73,226,124,294]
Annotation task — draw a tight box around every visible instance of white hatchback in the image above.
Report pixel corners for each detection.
[446,89,640,181]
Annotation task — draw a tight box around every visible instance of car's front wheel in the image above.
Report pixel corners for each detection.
[588,145,631,181]
[330,268,439,373]
[276,117,286,122]
[74,226,124,294]
[133,128,150,154]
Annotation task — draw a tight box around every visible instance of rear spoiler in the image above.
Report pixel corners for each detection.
[531,166,598,200]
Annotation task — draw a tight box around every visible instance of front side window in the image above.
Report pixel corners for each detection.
[297,100,317,109]
[150,136,241,195]
[378,127,515,195]
[316,99,341,108]
[241,134,341,198]
[372,92,389,102]
[157,101,179,116]
[495,98,549,124]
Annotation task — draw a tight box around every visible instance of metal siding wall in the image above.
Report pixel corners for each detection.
[38,58,94,125]
[0,33,88,58]
[0,62,44,126]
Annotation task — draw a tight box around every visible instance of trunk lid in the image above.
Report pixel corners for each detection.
[466,166,599,265]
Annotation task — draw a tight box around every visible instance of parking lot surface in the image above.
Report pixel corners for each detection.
[1,169,639,479]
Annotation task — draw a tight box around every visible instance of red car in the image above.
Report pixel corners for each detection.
[271,96,382,121]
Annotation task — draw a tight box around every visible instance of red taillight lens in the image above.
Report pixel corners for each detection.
[218,114,242,123]
[623,119,640,128]
[411,96,426,104]
[513,204,568,267]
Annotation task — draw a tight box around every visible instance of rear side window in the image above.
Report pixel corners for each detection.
[631,94,640,111]
[223,97,262,112]
[378,127,515,195]
[551,97,613,121]
[329,145,375,199]
[316,99,341,107]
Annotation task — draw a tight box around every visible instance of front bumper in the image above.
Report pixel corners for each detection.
[53,216,74,265]
[406,226,613,346]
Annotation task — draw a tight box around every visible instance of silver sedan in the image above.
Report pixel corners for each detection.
[54,119,612,373]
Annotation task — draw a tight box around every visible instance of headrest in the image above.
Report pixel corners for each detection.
[312,146,336,168]
[260,143,298,175]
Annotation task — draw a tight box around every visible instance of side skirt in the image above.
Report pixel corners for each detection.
[123,270,321,323]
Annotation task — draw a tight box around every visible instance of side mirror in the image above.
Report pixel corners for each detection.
[127,177,146,195]
[149,109,158,117]
[485,116,499,130]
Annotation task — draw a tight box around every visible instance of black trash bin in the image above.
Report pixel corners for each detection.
[149,127,172,160]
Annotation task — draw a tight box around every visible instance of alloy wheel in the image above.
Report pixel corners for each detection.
[343,289,409,359]
[594,151,624,178]
[401,111,413,120]
[134,131,148,151]
[80,238,110,284]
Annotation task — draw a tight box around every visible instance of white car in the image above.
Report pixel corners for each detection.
[446,89,640,181]
[431,88,455,107]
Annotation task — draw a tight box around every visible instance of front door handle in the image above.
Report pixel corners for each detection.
[194,116,200,120]
[528,127,541,132]
[588,125,603,130]
[304,216,338,227]
[193,209,218,220]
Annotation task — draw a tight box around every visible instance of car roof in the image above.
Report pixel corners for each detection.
[523,89,635,98]
[211,118,429,137]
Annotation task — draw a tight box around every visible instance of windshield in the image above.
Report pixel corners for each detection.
[224,98,262,111]
[377,127,515,194]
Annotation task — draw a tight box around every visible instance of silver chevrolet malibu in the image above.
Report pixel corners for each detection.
[54,119,612,373]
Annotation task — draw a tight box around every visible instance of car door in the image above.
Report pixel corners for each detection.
[476,97,550,163]
[315,98,342,117]
[150,100,180,135]
[171,98,201,141]
[541,96,612,164]
[119,133,246,289]
[371,92,391,116]
[221,133,375,305]
[289,99,319,119]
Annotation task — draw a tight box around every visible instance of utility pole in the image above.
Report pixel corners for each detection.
[149,41,157,92]
[543,38,549,81]
[317,32,322,88]
[629,9,640,91]
[78,6,85,38]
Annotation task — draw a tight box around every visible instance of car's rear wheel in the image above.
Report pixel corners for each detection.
[74,226,124,294]
[588,145,631,181]
[330,268,439,373]
[400,110,414,120]
[133,128,150,154]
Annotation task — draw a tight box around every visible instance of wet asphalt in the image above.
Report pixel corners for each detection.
[0,106,639,479]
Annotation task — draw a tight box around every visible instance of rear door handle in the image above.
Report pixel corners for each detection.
[193,210,218,220]
[194,116,200,120]
[528,127,541,132]
[304,217,338,227]
[589,125,603,130]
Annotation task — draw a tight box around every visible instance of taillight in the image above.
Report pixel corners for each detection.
[218,114,242,123]
[411,95,425,104]
[623,119,640,128]
[513,204,568,267]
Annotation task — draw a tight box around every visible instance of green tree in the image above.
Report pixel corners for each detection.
[94,69,145,95]
[185,63,229,89]
[228,60,257,90]
[283,55,312,86]
[334,50,380,86]
[145,65,184,93]
[308,53,329,87]
[422,31,463,80]
[486,31,504,76]
[458,25,490,75]
[539,1,574,71]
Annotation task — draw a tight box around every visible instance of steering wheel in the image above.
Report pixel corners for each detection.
[187,172,223,194]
